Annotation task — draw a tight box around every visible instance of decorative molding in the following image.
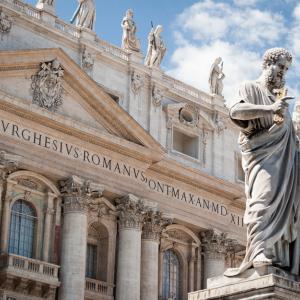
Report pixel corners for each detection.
[0,10,12,34]
[117,194,146,230]
[152,85,163,107]
[60,175,104,214]
[142,210,171,241]
[17,178,38,190]
[131,71,144,95]
[31,59,64,111]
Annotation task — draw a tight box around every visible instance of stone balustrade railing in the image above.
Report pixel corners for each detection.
[54,18,81,39]
[0,253,59,280]
[85,278,114,296]
[163,74,212,105]
[2,0,41,20]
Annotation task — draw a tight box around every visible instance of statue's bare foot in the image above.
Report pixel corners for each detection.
[253,253,272,268]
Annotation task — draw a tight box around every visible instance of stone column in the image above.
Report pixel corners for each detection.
[42,193,55,262]
[0,152,19,253]
[141,211,169,300]
[201,230,230,288]
[188,246,196,292]
[196,247,202,290]
[58,176,103,300]
[116,194,145,300]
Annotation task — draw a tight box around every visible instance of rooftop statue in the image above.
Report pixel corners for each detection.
[121,9,140,52]
[225,48,300,276]
[71,0,96,30]
[209,57,225,96]
[145,25,166,68]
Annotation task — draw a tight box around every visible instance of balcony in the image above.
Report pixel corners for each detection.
[0,253,60,299]
[85,278,114,300]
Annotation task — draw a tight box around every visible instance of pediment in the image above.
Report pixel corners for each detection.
[0,48,165,162]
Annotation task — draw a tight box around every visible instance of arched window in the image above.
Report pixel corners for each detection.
[162,249,180,300]
[8,200,37,258]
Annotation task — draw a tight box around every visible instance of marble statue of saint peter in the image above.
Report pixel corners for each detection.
[225,48,300,276]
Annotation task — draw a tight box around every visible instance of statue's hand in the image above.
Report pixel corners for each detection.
[270,100,289,113]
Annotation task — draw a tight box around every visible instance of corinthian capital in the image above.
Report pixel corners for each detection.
[60,176,104,213]
[201,229,231,255]
[0,151,19,180]
[142,210,171,241]
[117,194,146,230]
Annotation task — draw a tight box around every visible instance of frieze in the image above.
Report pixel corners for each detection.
[31,59,64,111]
[0,117,245,228]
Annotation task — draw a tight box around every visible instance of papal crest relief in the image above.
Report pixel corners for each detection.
[31,59,64,111]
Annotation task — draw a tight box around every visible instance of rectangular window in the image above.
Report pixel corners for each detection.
[172,128,199,159]
[86,243,97,279]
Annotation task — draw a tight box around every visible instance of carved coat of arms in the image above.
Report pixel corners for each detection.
[31,59,64,111]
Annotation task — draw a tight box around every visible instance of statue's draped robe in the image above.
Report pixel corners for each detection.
[71,0,95,30]
[121,17,139,52]
[225,81,300,276]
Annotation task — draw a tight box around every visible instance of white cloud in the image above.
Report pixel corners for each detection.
[177,0,286,47]
[234,0,260,6]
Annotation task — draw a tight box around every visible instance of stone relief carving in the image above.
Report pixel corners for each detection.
[17,178,38,190]
[31,59,64,111]
[121,9,140,52]
[145,25,166,68]
[142,210,171,241]
[179,104,199,127]
[201,230,231,254]
[131,71,144,95]
[209,57,225,96]
[71,0,96,30]
[213,112,227,135]
[81,48,94,72]
[117,194,146,230]
[0,10,12,34]
[60,175,104,213]
[152,85,163,107]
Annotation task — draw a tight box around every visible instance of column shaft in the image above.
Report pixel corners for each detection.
[116,228,142,300]
[141,239,159,300]
[0,198,11,252]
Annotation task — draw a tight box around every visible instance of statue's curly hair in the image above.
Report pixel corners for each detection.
[262,48,293,69]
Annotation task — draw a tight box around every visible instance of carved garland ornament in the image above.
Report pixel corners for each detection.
[31,59,64,111]
[0,10,12,34]
[131,71,144,95]
[152,85,163,107]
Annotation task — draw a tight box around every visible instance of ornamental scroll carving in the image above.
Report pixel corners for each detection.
[0,10,12,34]
[142,210,171,241]
[60,175,104,213]
[31,59,64,111]
[117,194,146,230]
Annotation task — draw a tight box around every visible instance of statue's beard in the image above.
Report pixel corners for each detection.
[264,68,285,92]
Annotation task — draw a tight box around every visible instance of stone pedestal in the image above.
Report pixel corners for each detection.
[116,195,145,300]
[189,267,300,300]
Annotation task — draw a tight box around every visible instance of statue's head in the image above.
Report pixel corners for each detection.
[155,25,163,35]
[126,9,134,18]
[262,48,293,89]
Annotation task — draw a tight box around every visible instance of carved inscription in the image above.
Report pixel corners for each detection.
[0,117,244,227]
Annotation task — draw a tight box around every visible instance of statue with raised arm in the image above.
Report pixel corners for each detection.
[121,9,140,52]
[209,57,225,96]
[145,25,166,68]
[225,48,300,277]
[71,0,96,30]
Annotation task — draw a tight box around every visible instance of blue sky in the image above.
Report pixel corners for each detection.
[26,0,300,102]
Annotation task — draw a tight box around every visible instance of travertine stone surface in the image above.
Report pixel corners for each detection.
[189,272,300,300]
